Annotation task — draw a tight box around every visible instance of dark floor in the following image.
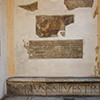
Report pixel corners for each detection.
[1,96,100,100]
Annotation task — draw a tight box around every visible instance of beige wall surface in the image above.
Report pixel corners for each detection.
[0,0,7,99]
[14,0,97,77]
[7,0,15,77]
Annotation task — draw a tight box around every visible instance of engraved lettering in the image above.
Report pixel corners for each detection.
[91,85,98,93]
[7,82,100,96]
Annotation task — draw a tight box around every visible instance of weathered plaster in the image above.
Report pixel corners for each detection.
[14,0,97,77]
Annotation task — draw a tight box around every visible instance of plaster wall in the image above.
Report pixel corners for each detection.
[14,0,97,77]
[0,0,7,98]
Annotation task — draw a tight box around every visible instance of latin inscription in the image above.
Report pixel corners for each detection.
[7,82,100,96]
[28,40,83,59]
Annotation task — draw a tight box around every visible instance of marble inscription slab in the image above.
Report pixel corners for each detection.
[64,0,94,10]
[36,15,74,37]
[28,40,83,59]
[7,81,100,96]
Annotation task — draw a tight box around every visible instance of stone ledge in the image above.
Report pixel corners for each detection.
[7,77,100,96]
[7,77,100,82]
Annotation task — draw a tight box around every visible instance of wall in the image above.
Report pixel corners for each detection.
[0,0,7,99]
[14,0,97,77]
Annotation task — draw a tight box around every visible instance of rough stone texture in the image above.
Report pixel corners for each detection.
[36,15,74,37]
[19,2,38,12]
[2,96,100,100]
[7,77,100,96]
[64,0,94,10]
[7,82,100,96]
[27,40,83,59]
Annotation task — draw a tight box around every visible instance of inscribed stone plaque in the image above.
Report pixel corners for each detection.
[64,0,94,10]
[7,81,100,96]
[28,40,83,59]
[36,15,74,37]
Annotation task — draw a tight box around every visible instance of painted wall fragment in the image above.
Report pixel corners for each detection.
[64,0,94,10]
[19,2,38,12]
[36,15,74,37]
[26,40,83,59]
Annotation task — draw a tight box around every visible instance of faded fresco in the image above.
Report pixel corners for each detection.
[19,2,38,12]
[7,79,100,96]
[14,0,97,77]
[64,0,94,10]
[36,15,74,37]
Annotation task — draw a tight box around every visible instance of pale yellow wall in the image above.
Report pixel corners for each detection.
[7,0,15,77]
[14,0,97,77]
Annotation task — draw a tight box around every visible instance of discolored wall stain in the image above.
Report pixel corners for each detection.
[64,0,94,10]
[19,2,38,12]
[36,15,74,38]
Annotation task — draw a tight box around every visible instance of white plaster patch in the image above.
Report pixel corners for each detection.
[14,0,97,77]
